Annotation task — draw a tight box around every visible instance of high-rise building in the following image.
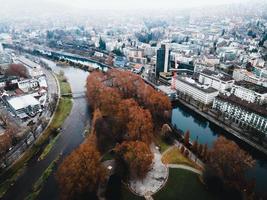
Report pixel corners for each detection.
[156,44,170,77]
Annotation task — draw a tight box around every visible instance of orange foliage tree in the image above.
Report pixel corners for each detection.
[98,86,121,116]
[114,141,153,179]
[0,133,12,162]
[127,106,153,144]
[184,130,190,147]
[115,98,139,140]
[56,141,106,200]
[5,64,29,78]
[86,71,105,109]
[204,136,255,197]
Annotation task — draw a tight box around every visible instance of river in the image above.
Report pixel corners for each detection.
[2,59,91,200]
[2,57,267,199]
[172,101,267,193]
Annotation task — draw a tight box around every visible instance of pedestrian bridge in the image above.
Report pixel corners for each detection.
[61,91,86,99]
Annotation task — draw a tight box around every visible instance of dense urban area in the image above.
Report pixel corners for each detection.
[0,0,267,200]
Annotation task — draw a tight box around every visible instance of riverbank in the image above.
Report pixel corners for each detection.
[173,98,267,156]
[0,72,73,198]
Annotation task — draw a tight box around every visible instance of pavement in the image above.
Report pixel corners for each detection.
[129,144,168,197]
[167,164,202,175]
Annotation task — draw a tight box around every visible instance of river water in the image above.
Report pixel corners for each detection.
[5,57,265,200]
[48,59,267,194]
[172,101,267,193]
[42,59,267,195]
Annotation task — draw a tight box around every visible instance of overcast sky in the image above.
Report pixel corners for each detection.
[1,0,250,10]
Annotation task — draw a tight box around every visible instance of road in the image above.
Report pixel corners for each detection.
[2,60,91,200]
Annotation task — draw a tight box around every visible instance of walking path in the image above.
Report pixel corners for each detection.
[167,164,202,175]
[129,144,168,197]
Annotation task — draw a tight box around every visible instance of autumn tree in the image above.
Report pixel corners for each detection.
[114,141,153,179]
[198,143,203,157]
[94,115,117,153]
[98,86,121,116]
[141,87,171,124]
[91,109,102,133]
[115,98,139,140]
[57,141,106,200]
[203,144,208,160]
[5,64,29,78]
[86,71,105,109]
[184,130,190,147]
[184,149,189,158]
[127,107,153,144]
[180,145,185,154]
[191,139,198,153]
[109,69,141,99]
[160,123,173,144]
[203,136,255,199]
[0,133,12,164]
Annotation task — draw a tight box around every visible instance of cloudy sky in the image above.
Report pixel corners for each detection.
[1,0,249,10]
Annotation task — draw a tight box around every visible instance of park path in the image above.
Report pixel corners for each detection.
[129,144,168,197]
[167,164,202,175]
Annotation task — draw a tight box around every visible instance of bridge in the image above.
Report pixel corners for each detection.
[61,91,86,99]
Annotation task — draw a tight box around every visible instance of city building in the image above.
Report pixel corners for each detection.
[18,79,39,93]
[5,94,42,119]
[157,85,177,100]
[114,56,127,68]
[156,44,170,77]
[233,68,260,84]
[0,75,18,89]
[231,81,267,104]
[173,76,219,104]
[199,69,235,92]
[213,95,267,134]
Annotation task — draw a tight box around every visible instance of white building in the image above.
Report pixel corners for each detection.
[18,79,39,92]
[199,69,235,93]
[203,55,220,66]
[213,95,267,134]
[6,94,42,119]
[173,76,219,104]
[127,48,147,64]
[0,76,18,89]
[233,69,259,84]
[231,81,267,105]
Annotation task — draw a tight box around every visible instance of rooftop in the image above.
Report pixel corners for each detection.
[15,56,40,69]
[201,69,233,82]
[235,81,267,94]
[7,94,40,111]
[217,94,267,117]
[177,76,218,94]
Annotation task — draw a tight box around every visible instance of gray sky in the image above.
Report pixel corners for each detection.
[1,0,249,10]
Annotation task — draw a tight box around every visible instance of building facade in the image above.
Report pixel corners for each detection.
[213,95,267,134]
[156,44,170,77]
[174,76,219,104]
[199,69,235,92]
[231,81,267,104]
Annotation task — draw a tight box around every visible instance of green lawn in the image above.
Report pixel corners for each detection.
[153,168,217,200]
[38,133,61,161]
[51,97,72,128]
[57,75,72,95]
[101,151,114,162]
[121,185,144,200]
[161,147,199,169]
[155,137,172,153]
